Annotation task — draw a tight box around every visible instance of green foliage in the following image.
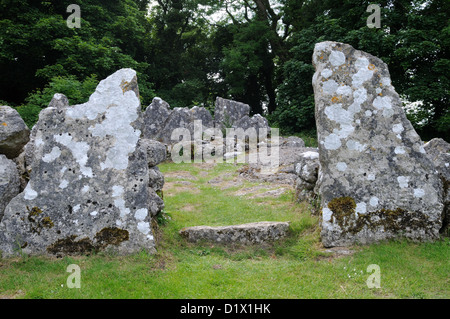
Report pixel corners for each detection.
[16,75,99,128]
[1,0,448,140]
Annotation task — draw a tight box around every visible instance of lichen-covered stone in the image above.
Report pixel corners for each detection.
[214,97,250,130]
[313,41,444,247]
[0,155,20,221]
[232,114,270,137]
[139,139,167,167]
[0,69,162,257]
[294,151,320,203]
[424,138,450,235]
[0,105,30,159]
[142,97,172,140]
[179,222,290,245]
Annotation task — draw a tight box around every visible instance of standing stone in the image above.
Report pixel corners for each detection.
[0,105,30,159]
[157,107,192,144]
[0,69,162,257]
[313,41,444,247]
[142,97,172,140]
[214,97,250,129]
[190,106,214,130]
[424,138,450,235]
[0,155,20,221]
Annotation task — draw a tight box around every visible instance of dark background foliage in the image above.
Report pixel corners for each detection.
[0,0,448,140]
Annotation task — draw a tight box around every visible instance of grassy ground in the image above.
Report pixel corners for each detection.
[0,161,448,299]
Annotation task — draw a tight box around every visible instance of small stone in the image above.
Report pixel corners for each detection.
[0,105,30,159]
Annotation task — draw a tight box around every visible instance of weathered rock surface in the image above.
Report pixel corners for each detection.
[0,105,30,159]
[139,138,167,167]
[143,98,215,146]
[294,151,320,202]
[214,97,250,129]
[179,221,290,245]
[232,114,270,137]
[0,69,163,257]
[0,155,20,221]
[142,97,172,140]
[424,138,450,234]
[313,41,444,247]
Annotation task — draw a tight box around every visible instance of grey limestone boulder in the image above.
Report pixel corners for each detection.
[142,97,172,140]
[0,155,20,221]
[139,138,167,167]
[424,138,450,234]
[0,105,30,159]
[190,105,214,130]
[232,114,270,137]
[313,41,444,247]
[214,97,250,130]
[294,151,320,203]
[180,222,290,245]
[0,69,163,257]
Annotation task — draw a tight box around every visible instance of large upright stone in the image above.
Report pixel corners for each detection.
[142,97,172,140]
[0,155,20,221]
[313,41,444,247]
[424,138,450,234]
[214,97,250,129]
[0,69,162,257]
[0,105,30,159]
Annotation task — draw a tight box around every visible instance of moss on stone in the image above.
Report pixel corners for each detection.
[47,235,95,256]
[328,197,356,230]
[46,227,130,256]
[25,206,54,234]
[328,197,434,237]
[94,227,129,248]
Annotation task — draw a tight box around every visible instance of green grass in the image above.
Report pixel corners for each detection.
[0,161,449,299]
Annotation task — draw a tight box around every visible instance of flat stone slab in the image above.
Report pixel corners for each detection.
[179,221,290,245]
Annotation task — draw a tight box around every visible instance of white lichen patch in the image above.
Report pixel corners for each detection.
[89,103,141,171]
[397,176,409,188]
[355,202,367,215]
[42,146,62,163]
[111,185,130,218]
[414,188,425,198]
[24,184,38,200]
[373,96,394,117]
[59,180,69,189]
[322,79,339,95]
[369,196,379,207]
[321,68,333,78]
[336,85,352,96]
[367,173,376,181]
[73,204,81,213]
[324,133,342,150]
[90,211,98,217]
[54,133,93,178]
[346,139,366,152]
[137,221,151,235]
[134,208,148,221]
[381,77,391,87]
[352,57,374,87]
[322,87,367,151]
[392,123,404,134]
[329,50,346,67]
[336,162,347,172]
[81,185,89,194]
[394,146,406,155]
[322,207,333,222]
